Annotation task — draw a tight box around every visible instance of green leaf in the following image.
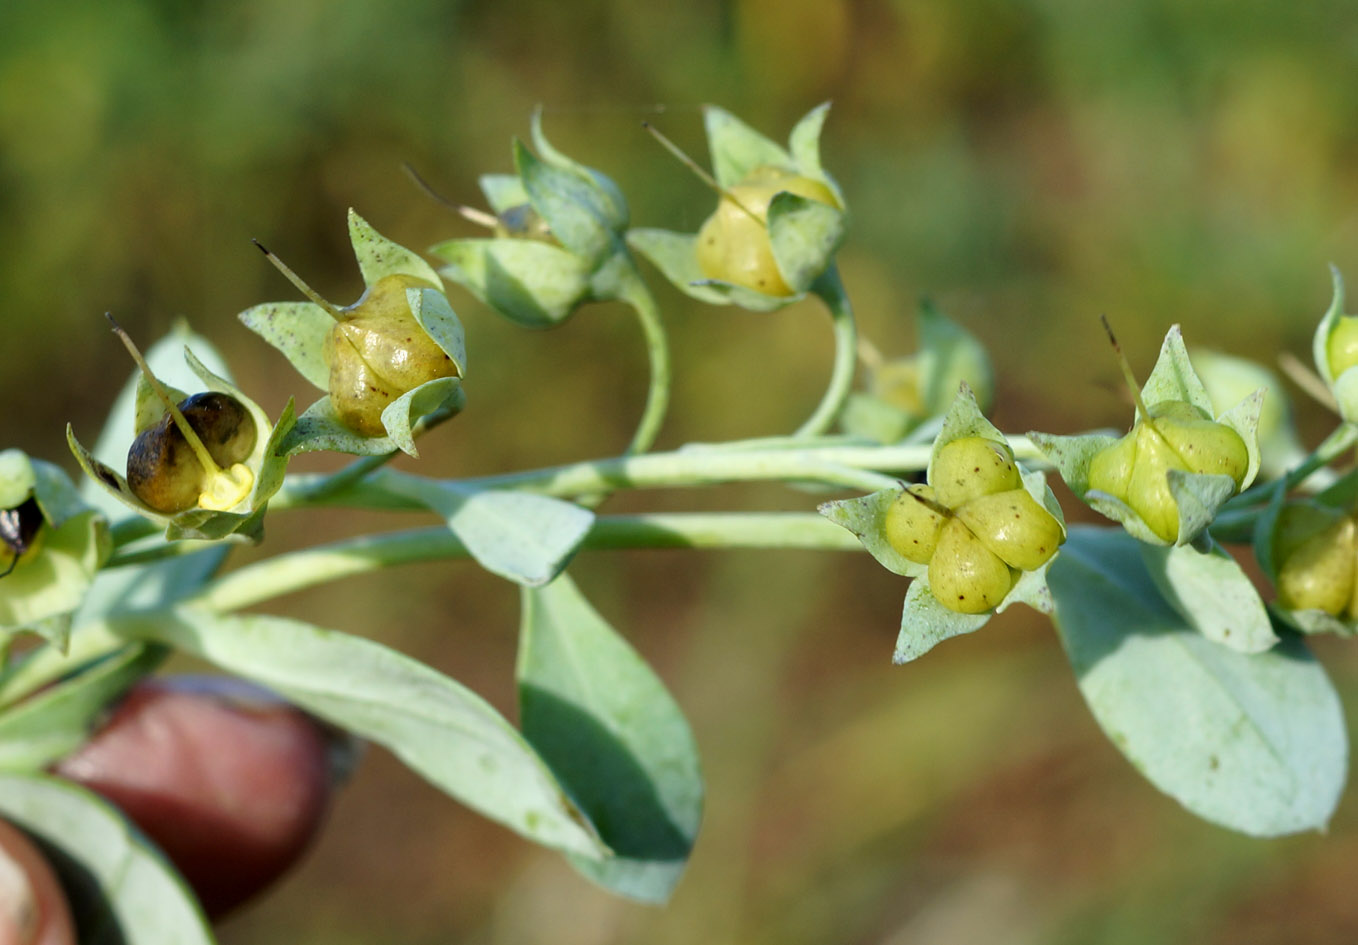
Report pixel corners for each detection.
[703,106,791,189]
[129,609,608,859]
[1140,539,1277,653]
[787,102,844,205]
[409,285,468,376]
[927,383,1011,482]
[1049,526,1346,836]
[818,484,923,578]
[378,475,593,586]
[432,237,591,328]
[1313,263,1346,386]
[237,300,334,391]
[132,375,189,435]
[766,192,845,295]
[916,299,994,416]
[837,392,916,443]
[515,140,616,265]
[1141,325,1216,416]
[518,574,701,903]
[0,772,214,944]
[895,577,990,663]
[529,108,628,231]
[347,208,443,290]
[0,645,164,770]
[626,228,737,306]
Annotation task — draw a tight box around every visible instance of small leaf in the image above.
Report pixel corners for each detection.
[282,378,464,457]
[237,300,334,391]
[132,375,189,435]
[838,392,916,443]
[519,573,702,902]
[818,484,923,578]
[703,105,792,189]
[127,609,609,859]
[0,645,164,771]
[626,229,738,306]
[409,286,468,376]
[1140,539,1278,653]
[379,475,593,586]
[348,208,442,289]
[0,772,215,944]
[894,578,990,663]
[916,299,994,416]
[530,108,629,230]
[787,102,844,205]
[767,193,845,295]
[433,237,592,328]
[1141,325,1215,415]
[1050,526,1347,836]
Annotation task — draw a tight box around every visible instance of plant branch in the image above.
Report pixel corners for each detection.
[794,265,858,437]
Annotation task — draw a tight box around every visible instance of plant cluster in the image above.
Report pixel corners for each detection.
[0,104,1355,941]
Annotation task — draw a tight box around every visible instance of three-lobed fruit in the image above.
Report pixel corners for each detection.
[1274,504,1358,617]
[53,676,341,919]
[326,273,460,436]
[695,166,840,296]
[126,392,257,513]
[955,488,1064,572]
[1087,401,1249,543]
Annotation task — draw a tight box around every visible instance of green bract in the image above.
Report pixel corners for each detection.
[239,210,467,457]
[820,384,1066,661]
[432,110,632,328]
[0,449,110,649]
[840,299,994,443]
[1031,325,1263,548]
[68,348,293,543]
[1313,265,1358,423]
[627,102,847,312]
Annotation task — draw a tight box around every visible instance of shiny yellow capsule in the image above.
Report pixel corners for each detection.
[884,484,948,565]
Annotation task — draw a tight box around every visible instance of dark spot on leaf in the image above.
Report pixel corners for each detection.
[1209,755,1220,771]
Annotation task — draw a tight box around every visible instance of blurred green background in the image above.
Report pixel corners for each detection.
[6,0,1358,942]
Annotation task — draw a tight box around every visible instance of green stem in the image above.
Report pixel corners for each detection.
[616,266,671,456]
[187,512,861,613]
[0,620,125,708]
[794,265,858,438]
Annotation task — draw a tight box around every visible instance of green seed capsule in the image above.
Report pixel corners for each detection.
[695,167,840,297]
[884,484,948,565]
[326,273,460,436]
[1146,401,1249,485]
[1327,316,1358,379]
[127,393,258,513]
[955,488,1063,572]
[1124,424,1187,543]
[1088,430,1137,499]
[927,518,1017,614]
[1275,507,1356,616]
[931,437,1021,509]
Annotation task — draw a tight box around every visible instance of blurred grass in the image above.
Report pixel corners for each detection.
[6,0,1358,942]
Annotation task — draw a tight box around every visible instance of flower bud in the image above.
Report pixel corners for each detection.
[325,274,459,436]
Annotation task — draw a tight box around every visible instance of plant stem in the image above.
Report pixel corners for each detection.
[187,512,861,613]
[794,266,858,438]
[614,266,671,456]
[0,620,125,708]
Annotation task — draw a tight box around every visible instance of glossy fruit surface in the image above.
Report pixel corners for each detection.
[1327,316,1358,379]
[326,273,459,436]
[884,485,948,565]
[53,676,338,919]
[927,518,1017,614]
[1275,506,1357,617]
[931,437,1021,509]
[125,393,257,513]
[956,488,1063,572]
[695,167,839,296]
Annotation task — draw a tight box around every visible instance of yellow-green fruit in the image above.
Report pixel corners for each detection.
[871,358,925,415]
[1146,402,1249,485]
[1326,316,1358,379]
[1123,425,1189,542]
[695,167,840,297]
[884,484,948,564]
[1274,506,1356,616]
[955,488,1063,572]
[928,518,1018,614]
[326,274,459,436]
[1088,431,1137,499]
[127,393,258,513]
[931,437,1021,509]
